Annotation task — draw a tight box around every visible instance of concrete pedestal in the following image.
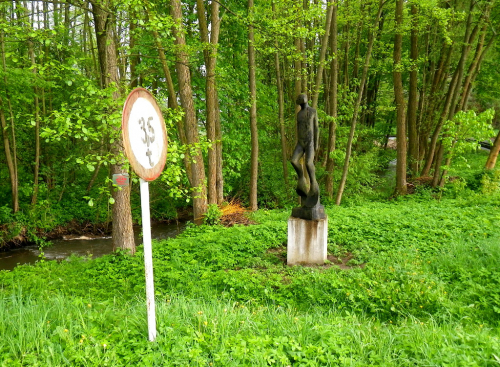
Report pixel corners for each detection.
[287,217,328,265]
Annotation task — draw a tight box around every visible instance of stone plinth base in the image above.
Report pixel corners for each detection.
[287,217,328,265]
[291,204,326,220]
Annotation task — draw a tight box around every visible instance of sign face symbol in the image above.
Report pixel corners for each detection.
[122,88,168,181]
[139,117,156,167]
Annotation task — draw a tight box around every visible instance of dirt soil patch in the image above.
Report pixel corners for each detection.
[266,247,365,270]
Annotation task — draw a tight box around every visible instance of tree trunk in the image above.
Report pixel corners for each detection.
[272,2,289,189]
[335,0,384,205]
[311,1,334,110]
[421,1,477,177]
[294,37,303,113]
[248,0,259,211]
[407,4,419,176]
[0,27,18,212]
[145,7,195,187]
[129,12,139,89]
[91,0,135,253]
[459,30,495,111]
[28,37,41,205]
[215,93,224,204]
[0,100,18,212]
[393,0,406,195]
[485,131,500,170]
[196,0,221,206]
[171,0,207,223]
[325,3,337,199]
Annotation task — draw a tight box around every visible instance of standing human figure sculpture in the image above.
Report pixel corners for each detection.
[290,93,326,220]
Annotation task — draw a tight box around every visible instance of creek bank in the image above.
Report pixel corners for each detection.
[0,221,186,271]
[0,218,186,251]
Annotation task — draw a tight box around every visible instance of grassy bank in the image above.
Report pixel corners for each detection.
[1,188,500,365]
[1,292,498,366]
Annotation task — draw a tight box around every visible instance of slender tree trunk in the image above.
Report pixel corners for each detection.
[419,41,452,164]
[421,1,476,177]
[459,32,495,111]
[294,38,303,113]
[215,93,224,204]
[342,20,350,89]
[272,2,289,189]
[248,0,259,211]
[0,27,18,212]
[145,7,195,186]
[325,3,337,199]
[0,100,18,212]
[407,4,419,176]
[432,143,444,187]
[91,0,135,253]
[196,0,221,205]
[393,0,406,195]
[311,1,334,110]
[485,131,500,170]
[171,0,207,223]
[438,140,458,187]
[129,11,138,88]
[335,0,384,205]
[212,1,224,204]
[28,38,41,205]
[352,8,363,89]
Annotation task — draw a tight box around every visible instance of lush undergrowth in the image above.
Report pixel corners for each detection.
[1,188,500,365]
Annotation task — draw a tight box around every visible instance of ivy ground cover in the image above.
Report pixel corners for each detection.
[1,194,499,366]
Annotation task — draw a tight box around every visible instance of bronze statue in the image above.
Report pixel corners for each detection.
[291,94,326,220]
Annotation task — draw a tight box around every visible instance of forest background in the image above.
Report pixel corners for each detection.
[1,0,500,251]
[2,1,500,365]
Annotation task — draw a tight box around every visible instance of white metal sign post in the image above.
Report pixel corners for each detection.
[122,88,168,342]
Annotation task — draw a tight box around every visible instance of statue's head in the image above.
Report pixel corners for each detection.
[296,93,308,105]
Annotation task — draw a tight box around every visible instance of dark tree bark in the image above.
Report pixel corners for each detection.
[248,0,259,211]
[129,12,139,89]
[196,0,221,205]
[421,1,478,177]
[273,2,289,189]
[0,26,18,212]
[393,0,406,195]
[91,0,135,253]
[335,0,385,205]
[407,4,419,176]
[171,0,207,223]
[486,131,500,170]
[311,1,334,110]
[28,36,41,205]
[325,3,337,199]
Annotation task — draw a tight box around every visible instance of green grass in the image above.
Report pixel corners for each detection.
[1,148,500,365]
[1,292,499,366]
[1,191,500,365]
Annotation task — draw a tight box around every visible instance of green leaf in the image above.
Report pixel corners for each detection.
[109,198,115,204]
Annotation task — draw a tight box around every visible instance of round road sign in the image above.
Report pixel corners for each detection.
[122,88,168,181]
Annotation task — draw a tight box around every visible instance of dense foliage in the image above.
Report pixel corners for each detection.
[1,0,499,239]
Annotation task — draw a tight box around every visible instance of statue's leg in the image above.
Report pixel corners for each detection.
[304,144,319,207]
[291,144,307,198]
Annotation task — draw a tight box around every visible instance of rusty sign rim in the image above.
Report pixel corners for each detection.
[122,88,168,181]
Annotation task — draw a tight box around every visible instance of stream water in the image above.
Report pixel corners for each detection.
[0,222,185,271]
